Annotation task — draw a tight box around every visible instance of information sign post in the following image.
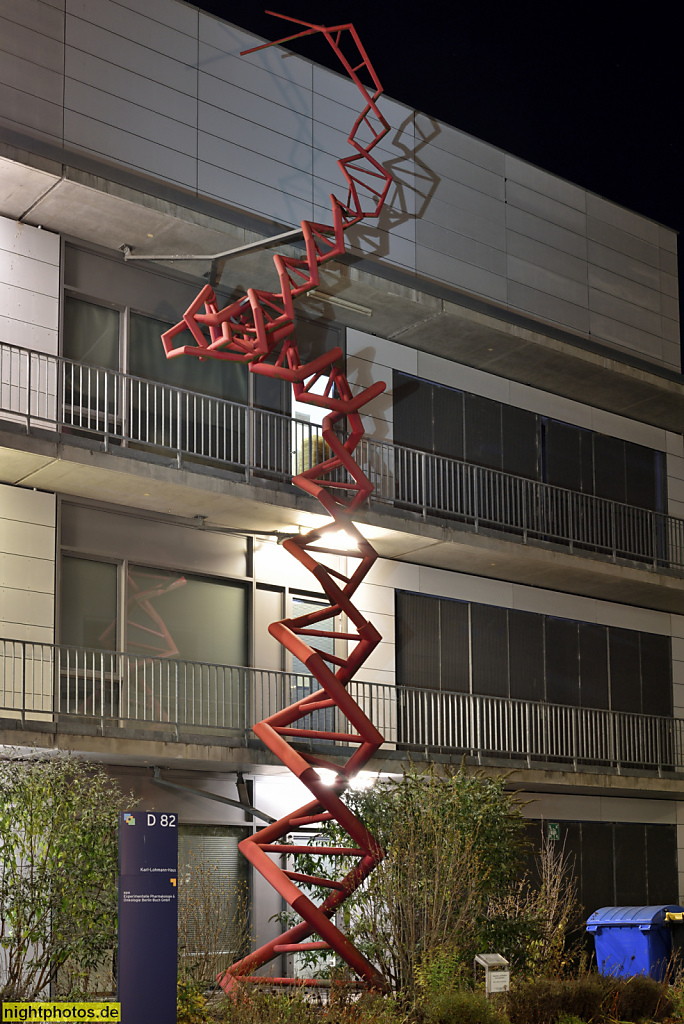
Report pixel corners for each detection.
[118,811,178,1024]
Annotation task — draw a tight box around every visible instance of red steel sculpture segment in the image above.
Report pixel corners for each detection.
[160,13,392,992]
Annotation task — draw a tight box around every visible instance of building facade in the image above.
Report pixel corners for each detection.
[1,0,683,973]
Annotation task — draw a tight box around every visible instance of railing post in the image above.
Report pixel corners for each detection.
[473,468,479,533]
[610,501,617,562]
[176,390,182,468]
[26,351,32,434]
[245,405,252,483]
[21,640,26,728]
[103,372,109,452]
[421,450,427,520]
[174,660,180,742]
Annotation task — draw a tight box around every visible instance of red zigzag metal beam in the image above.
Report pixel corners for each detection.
[160,12,393,992]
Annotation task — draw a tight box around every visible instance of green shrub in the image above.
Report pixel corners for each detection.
[610,973,673,1022]
[504,971,673,1024]
[177,978,208,1023]
[420,989,507,1024]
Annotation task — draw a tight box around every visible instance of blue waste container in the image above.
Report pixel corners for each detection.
[587,905,684,981]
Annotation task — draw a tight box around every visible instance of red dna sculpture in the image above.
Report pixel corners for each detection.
[161,13,392,992]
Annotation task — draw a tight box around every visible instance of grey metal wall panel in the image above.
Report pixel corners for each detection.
[114,0,197,36]
[0,83,63,141]
[505,154,586,211]
[419,196,505,252]
[198,161,313,226]
[586,192,660,245]
[422,141,505,200]
[659,225,677,253]
[508,281,591,334]
[416,245,507,303]
[427,176,505,226]
[199,104,312,176]
[0,13,63,71]
[199,73,311,142]
[416,219,507,276]
[587,239,660,291]
[2,0,64,38]
[199,130,312,203]
[201,16,312,94]
[425,120,505,176]
[660,249,678,276]
[506,205,587,259]
[199,43,312,119]
[660,272,679,299]
[67,0,196,65]
[65,15,197,95]
[588,311,664,359]
[662,294,680,320]
[507,255,589,307]
[662,317,679,342]
[64,78,197,156]
[587,217,659,267]
[662,342,680,370]
[506,180,586,235]
[64,109,197,189]
[0,49,63,103]
[589,289,662,336]
[507,231,587,284]
[66,47,197,125]
[588,264,660,312]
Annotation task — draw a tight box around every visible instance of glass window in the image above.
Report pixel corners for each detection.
[126,565,246,666]
[60,555,118,649]
[129,312,248,405]
[178,824,250,974]
[63,296,119,369]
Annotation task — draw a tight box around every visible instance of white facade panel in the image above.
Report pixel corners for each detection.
[0,483,56,644]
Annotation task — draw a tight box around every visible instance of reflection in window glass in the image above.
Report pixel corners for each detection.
[129,312,248,404]
[63,296,119,369]
[126,565,246,666]
[60,555,118,649]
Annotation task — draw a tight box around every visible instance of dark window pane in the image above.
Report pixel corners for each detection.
[646,825,678,906]
[558,821,582,910]
[63,296,119,369]
[579,623,609,709]
[625,441,658,511]
[432,383,464,460]
[580,821,615,917]
[509,609,545,701]
[580,429,595,494]
[464,393,502,470]
[609,627,641,713]
[60,556,118,650]
[440,599,470,692]
[593,434,626,504]
[393,372,432,452]
[502,405,539,480]
[396,591,440,690]
[640,633,672,717]
[614,823,647,906]
[545,617,579,706]
[654,451,668,514]
[129,312,247,404]
[471,604,508,697]
[544,420,582,492]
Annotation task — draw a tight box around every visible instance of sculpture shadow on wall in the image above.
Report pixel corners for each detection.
[339,110,442,265]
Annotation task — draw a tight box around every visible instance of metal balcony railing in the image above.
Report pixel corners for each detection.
[1,341,682,570]
[2,639,683,775]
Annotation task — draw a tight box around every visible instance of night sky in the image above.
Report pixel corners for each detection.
[195,3,682,331]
